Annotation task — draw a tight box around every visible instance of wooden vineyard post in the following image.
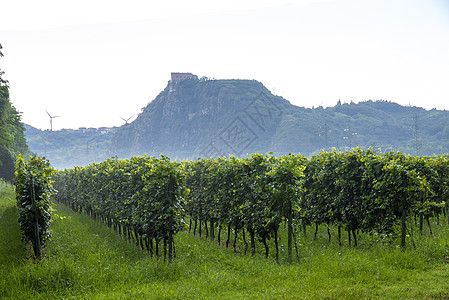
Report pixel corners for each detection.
[30,177,42,260]
[168,175,174,263]
[287,199,293,262]
[401,206,407,250]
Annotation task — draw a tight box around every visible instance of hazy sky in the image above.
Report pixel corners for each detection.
[1,0,449,130]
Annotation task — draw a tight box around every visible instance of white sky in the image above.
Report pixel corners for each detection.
[1,0,449,130]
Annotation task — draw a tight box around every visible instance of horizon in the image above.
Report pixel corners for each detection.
[24,93,447,132]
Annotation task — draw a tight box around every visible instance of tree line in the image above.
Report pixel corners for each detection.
[0,43,30,182]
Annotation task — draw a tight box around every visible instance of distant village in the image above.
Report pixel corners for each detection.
[55,127,117,135]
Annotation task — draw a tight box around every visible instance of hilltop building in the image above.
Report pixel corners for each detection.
[170,72,198,83]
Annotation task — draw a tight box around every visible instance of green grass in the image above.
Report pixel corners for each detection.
[1,182,449,299]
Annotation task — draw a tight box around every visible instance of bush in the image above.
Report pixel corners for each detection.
[15,155,54,260]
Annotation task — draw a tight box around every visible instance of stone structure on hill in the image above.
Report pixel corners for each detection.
[170,72,198,83]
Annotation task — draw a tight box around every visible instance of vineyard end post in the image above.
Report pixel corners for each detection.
[30,177,42,260]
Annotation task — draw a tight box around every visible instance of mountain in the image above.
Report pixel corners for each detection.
[25,76,449,169]
[111,77,449,159]
[112,78,291,159]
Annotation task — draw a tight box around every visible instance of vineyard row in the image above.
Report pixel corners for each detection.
[51,149,449,261]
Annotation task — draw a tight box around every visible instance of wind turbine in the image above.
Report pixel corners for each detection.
[46,110,61,131]
[120,116,133,125]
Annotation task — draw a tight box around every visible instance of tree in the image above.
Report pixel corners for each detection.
[0,148,15,181]
[0,43,8,87]
[0,43,30,181]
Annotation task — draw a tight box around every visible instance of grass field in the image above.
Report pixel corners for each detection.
[1,182,449,299]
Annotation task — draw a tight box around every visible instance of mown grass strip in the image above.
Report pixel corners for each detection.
[0,183,27,268]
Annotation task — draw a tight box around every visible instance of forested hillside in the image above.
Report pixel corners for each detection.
[111,77,449,160]
[24,125,116,169]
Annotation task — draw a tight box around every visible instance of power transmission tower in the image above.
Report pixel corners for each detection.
[413,114,419,155]
[320,122,330,152]
[343,127,357,150]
